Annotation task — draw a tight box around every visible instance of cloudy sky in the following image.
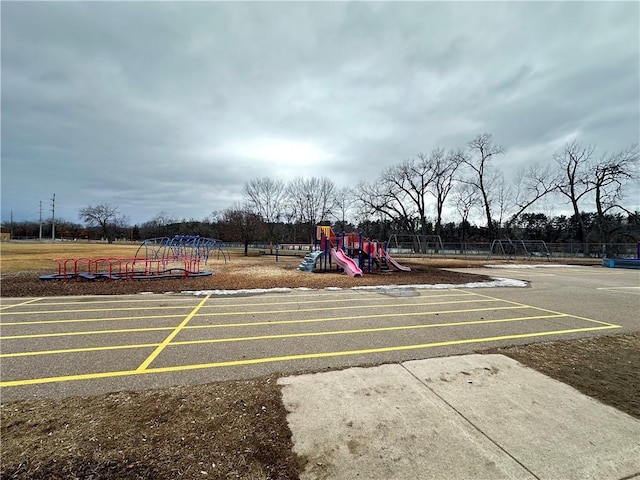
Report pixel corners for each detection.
[2,1,638,226]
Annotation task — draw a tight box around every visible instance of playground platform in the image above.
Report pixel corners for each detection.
[39,235,225,281]
[312,226,411,276]
[602,258,640,269]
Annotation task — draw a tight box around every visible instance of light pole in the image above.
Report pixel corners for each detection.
[51,193,56,241]
[39,201,43,241]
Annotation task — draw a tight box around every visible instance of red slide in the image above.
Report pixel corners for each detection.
[386,253,411,271]
[330,248,363,277]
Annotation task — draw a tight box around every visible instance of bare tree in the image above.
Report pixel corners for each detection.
[285,177,337,242]
[460,133,506,239]
[220,204,265,256]
[453,182,480,223]
[552,141,597,254]
[332,187,355,232]
[357,155,438,238]
[452,182,480,253]
[592,144,639,250]
[505,164,557,230]
[426,148,463,236]
[392,157,437,237]
[493,171,512,230]
[355,180,416,233]
[242,177,286,253]
[144,211,177,237]
[78,203,124,243]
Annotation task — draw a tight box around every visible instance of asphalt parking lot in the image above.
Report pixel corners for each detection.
[1,264,638,402]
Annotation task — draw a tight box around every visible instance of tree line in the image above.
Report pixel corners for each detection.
[229,135,639,254]
[6,135,639,255]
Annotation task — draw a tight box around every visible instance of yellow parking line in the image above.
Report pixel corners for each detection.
[0,305,526,341]
[0,293,480,326]
[24,291,474,309]
[0,342,159,358]
[170,314,571,346]
[21,297,207,307]
[0,324,620,388]
[460,290,619,327]
[0,297,499,319]
[0,314,185,327]
[187,306,526,330]
[0,313,568,358]
[596,286,640,291]
[195,292,475,309]
[0,298,44,310]
[0,304,200,316]
[136,294,211,371]
[0,326,177,340]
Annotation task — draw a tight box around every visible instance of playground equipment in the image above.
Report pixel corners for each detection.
[297,250,324,272]
[134,235,227,264]
[488,239,551,261]
[330,247,363,277]
[310,226,411,277]
[602,243,640,269]
[39,235,226,280]
[388,234,445,257]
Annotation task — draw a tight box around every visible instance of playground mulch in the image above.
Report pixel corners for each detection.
[1,256,638,480]
[0,256,494,297]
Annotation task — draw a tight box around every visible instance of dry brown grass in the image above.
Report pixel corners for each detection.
[0,241,601,276]
[0,242,141,273]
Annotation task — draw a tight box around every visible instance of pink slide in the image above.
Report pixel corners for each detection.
[330,248,363,277]
[386,254,411,271]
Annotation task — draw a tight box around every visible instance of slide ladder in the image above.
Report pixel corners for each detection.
[297,250,323,272]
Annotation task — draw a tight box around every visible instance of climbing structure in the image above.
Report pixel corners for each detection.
[311,226,410,277]
[40,235,226,281]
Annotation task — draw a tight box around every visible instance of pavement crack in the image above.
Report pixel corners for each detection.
[400,362,541,480]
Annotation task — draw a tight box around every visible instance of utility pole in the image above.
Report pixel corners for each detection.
[51,193,56,241]
[39,201,43,240]
[10,210,13,239]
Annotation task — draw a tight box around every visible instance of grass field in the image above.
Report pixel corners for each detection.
[0,241,142,273]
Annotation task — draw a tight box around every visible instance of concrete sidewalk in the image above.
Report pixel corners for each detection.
[278,355,640,480]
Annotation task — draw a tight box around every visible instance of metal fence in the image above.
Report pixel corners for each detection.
[389,242,639,259]
[226,242,639,259]
[6,238,638,260]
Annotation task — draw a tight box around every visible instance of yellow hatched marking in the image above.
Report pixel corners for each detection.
[0,313,567,358]
[25,291,474,309]
[460,290,619,327]
[0,293,479,325]
[170,314,570,346]
[0,298,44,310]
[195,292,475,309]
[0,326,176,340]
[0,304,200,316]
[19,297,209,307]
[0,297,496,318]
[187,306,525,330]
[0,325,620,388]
[596,286,640,290]
[0,314,185,327]
[1,343,159,358]
[136,294,211,371]
[0,305,525,340]
[596,286,640,295]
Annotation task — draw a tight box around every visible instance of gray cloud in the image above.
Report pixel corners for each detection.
[2,1,638,225]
